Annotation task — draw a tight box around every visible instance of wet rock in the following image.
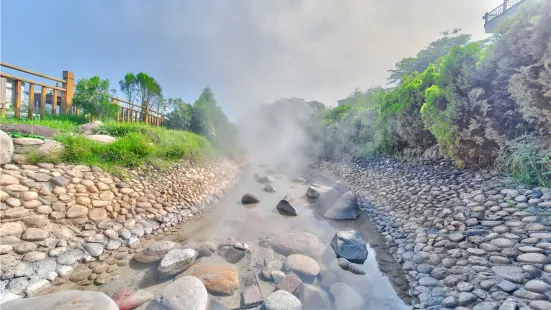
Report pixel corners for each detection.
[256,175,274,183]
[276,273,302,294]
[276,196,298,216]
[114,289,154,310]
[306,186,320,199]
[324,191,359,220]
[299,283,331,310]
[271,231,325,257]
[153,276,208,310]
[264,290,302,310]
[263,184,276,192]
[222,247,246,264]
[158,248,198,278]
[185,261,239,295]
[330,282,364,310]
[337,258,366,275]
[284,254,320,278]
[271,271,285,284]
[291,177,306,183]
[331,230,368,263]
[241,192,260,204]
[1,290,118,310]
[242,285,263,308]
[134,241,176,263]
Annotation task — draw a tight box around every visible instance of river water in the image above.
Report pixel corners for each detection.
[59,166,412,309]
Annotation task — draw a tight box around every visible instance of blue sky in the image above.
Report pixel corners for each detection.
[1,0,504,120]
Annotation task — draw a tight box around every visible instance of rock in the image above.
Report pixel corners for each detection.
[256,175,274,183]
[158,248,198,278]
[330,282,364,310]
[524,280,551,294]
[497,280,518,293]
[12,137,44,145]
[113,289,154,310]
[223,247,246,264]
[1,290,118,310]
[491,266,525,284]
[49,176,69,187]
[442,296,458,308]
[21,228,49,241]
[154,276,208,310]
[0,124,60,138]
[291,177,306,183]
[529,301,551,310]
[263,184,276,192]
[330,230,368,263]
[324,191,359,220]
[299,283,331,310]
[84,243,104,257]
[0,222,25,237]
[185,261,239,295]
[0,174,19,186]
[276,196,298,216]
[23,215,48,228]
[134,241,176,263]
[80,121,104,134]
[0,130,14,164]
[473,302,499,310]
[241,192,260,204]
[271,231,325,257]
[458,292,478,306]
[284,254,320,278]
[264,290,302,310]
[276,273,302,293]
[242,285,263,308]
[66,205,89,218]
[25,279,51,296]
[306,186,320,199]
[89,208,108,223]
[36,139,65,157]
[56,265,73,277]
[271,271,285,284]
[86,135,116,144]
[516,253,550,264]
[337,258,366,275]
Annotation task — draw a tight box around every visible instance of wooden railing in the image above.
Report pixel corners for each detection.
[483,0,526,25]
[0,62,163,126]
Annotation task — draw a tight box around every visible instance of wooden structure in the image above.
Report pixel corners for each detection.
[0,62,163,126]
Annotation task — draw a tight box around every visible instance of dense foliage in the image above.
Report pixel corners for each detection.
[312,0,550,184]
[73,76,119,119]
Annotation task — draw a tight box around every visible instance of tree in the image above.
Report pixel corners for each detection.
[73,76,119,119]
[388,29,471,84]
[119,73,137,103]
[165,100,193,131]
[119,72,162,122]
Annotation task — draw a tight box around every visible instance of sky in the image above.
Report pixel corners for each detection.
[1,0,505,120]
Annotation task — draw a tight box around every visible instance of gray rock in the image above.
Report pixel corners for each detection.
[329,282,364,310]
[306,186,320,199]
[263,184,276,192]
[299,284,331,310]
[241,193,260,204]
[529,301,551,310]
[473,301,499,310]
[134,241,176,263]
[330,230,368,263]
[83,243,103,257]
[8,277,29,295]
[324,191,359,220]
[276,197,298,216]
[497,280,518,293]
[442,296,458,308]
[516,253,550,264]
[154,276,207,310]
[0,130,14,165]
[49,176,69,187]
[158,248,198,278]
[458,292,477,306]
[264,290,302,310]
[524,280,551,294]
[337,258,366,275]
[1,290,118,309]
[419,277,439,287]
[513,288,546,300]
[33,259,57,278]
[25,279,51,296]
[492,266,525,284]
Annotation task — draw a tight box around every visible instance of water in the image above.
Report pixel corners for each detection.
[58,167,412,309]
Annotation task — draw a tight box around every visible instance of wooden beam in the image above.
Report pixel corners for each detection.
[14,80,22,118]
[52,89,58,115]
[40,87,47,118]
[0,62,66,83]
[27,84,34,119]
[61,71,74,114]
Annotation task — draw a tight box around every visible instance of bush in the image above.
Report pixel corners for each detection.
[496,135,551,187]
[73,76,119,120]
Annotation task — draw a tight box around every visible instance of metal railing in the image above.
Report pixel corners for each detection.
[483,0,526,24]
[0,62,163,126]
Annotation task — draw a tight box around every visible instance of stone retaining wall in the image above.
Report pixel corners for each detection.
[0,158,243,302]
[313,157,551,310]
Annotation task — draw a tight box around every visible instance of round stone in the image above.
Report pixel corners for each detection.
[284,254,320,278]
[264,290,302,310]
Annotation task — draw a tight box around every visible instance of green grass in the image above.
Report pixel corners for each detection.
[2,116,216,175]
[496,135,551,188]
[0,115,89,133]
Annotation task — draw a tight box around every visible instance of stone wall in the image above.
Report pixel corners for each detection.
[0,158,242,302]
[313,157,551,310]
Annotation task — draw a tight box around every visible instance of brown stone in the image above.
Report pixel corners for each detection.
[183,262,240,295]
[21,227,49,241]
[276,274,302,294]
[89,208,108,222]
[67,205,89,218]
[0,222,25,237]
[20,191,39,201]
[0,174,19,186]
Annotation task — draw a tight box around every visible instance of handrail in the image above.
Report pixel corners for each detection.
[484,0,526,24]
[0,72,66,91]
[110,96,162,116]
[0,62,66,83]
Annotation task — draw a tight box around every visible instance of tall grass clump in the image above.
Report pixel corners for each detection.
[496,135,551,188]
[0,115,89,133]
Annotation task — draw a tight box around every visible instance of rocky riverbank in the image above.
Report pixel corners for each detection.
[0,157,242,303]
[312,157,551,309]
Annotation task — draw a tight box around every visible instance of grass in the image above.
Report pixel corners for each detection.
[496,135,551,188]
[2,115,216,175]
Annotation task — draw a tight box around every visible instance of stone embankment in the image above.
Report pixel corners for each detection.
[0,157,242,302]
[313,157,551,310]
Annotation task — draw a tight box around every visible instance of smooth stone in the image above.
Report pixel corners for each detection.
[154,276,208,310]
[330,230,368,263]
[158,248,198,278]
[324,191,359,220]
[264,290,302,310]
[2,290,118,309]
[284,254,320,278]
[329,282,364,310]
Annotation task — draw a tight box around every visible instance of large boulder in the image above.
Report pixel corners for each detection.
[36,139,65,157]
[12,138,44,145]
[80,121,104,134]
[0,124,60,138]
[276,194,298,216]
[330,230,368,263]
[271,231,325,257]
[152,276,208,310]
[241,192,260,204]
[324,191,359,220]
[157,248,198,278]
[0,130,14,164]
[1,290,118,310]
[134,241,176,263]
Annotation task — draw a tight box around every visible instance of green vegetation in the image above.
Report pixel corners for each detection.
[73,76,119,119]
[8,132,45,140]
[0,115,88,133]
[311,0,550,185]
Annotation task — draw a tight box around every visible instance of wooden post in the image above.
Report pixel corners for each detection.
[503,0,508,11]
[52,89,58,115]
[27,84,34,119]
[14,80,22,118]
[62,71,74,114]
[40,87,47,118]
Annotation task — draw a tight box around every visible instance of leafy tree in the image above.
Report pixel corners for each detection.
[119,72,163,121]
[73,76,118,119]
[165,100,193,131]
[388,29,471,84]
[119,73,137,103]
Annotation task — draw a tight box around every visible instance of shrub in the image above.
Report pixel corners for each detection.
[73,76,119,120]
